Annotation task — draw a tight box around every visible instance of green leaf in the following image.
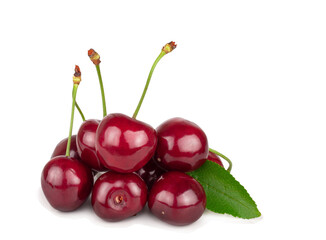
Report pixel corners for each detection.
[187,161,261,219]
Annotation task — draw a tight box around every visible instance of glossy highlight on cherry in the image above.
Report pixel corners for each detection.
[95,113,157,173]
[77,119,106,171]
[41,156,93,211]
[154,117,209,172]
[148,171,206,226]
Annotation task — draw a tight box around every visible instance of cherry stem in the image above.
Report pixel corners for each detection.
[72,89,85,121]
[75,101,85,121]
[132,51,166,119]
[96,64,107,117]
[66,83,79,157]
[209,148,233,172]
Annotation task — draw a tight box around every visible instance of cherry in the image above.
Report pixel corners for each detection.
[41,65,93,211]
[148,171,206,226]
[207,151,224,167]
[76,119,106,171]
[136,158,167,190]
[66,49,108,172]
[95,42,176,173]
[95,113,157,173]
[51,135,80,160]
[52,132,99,177]
[41,156,93,211]
[154,117,209,172]
[91,171,147,221]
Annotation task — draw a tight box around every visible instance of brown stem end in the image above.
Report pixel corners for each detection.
[88,48,101,65]
[162,41,177,54]
[73,65,81,85]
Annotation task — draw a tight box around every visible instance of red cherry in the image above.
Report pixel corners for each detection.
[154,117,208,172]
[42,66,94,212]
[91,171,147,221]
[41,156,93,211]
[51,134,98,177]
[95,113,157,173]
[51,135,80,160]
[136,158,167,190]
[94,43,175,173]
[207,151,224,168]
[76,119,106,171]
[148,171,206,226]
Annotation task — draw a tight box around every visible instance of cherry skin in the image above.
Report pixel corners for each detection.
[154,117,208,172]
[52,135,97,176]
[148,171,206,226]
[51,135,80,160]
[91,171,147,221]
[95,113,157,173]
[76,119,106,171]
[41,156,93,212]
[136,158,167,190]
[207,151,224,168]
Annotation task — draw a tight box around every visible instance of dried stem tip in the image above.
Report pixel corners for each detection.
[162,41,177,54]
[73,65,81,84]
[88,48,101,65]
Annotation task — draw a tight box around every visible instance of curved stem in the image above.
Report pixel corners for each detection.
[209,148,232,172]
[132,51,166,119]
[66,84,79,157]
[75,101,85,121]
[72,89,85,121]
[96,64,107,117]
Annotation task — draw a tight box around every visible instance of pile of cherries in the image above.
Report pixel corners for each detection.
[41,42,229,226]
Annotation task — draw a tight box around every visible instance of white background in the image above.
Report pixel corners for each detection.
[0,0,325,239]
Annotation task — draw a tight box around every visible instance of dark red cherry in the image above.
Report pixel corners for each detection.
[91,171,147,221]
[51,135,80,160]
[95,113,157,173]
[41,156,93,212]
[76,119,106,171]
[207,151,224,168]
[148,171,206,226]
[154,117,208,172]
[136,158,167,190]
[52,135,98,176]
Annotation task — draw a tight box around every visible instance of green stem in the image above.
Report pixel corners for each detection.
[75,101,85,121]
[209,148,233,172]
[72,89,85,121]
[66,84,79,157]
[132,51,166,119]
[96,64,107,117]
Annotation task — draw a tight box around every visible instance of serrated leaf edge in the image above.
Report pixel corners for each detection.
[188,161,261,219]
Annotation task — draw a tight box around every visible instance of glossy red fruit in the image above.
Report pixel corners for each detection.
[41,156,93,212]
[91,171,147,221]
[148,171,206,226]
[154,117,208,172]
[95,113,157,173]
[207,151,224,168]
[51,135,80,160]
[136,158,167,190]
[76,119,106,171]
